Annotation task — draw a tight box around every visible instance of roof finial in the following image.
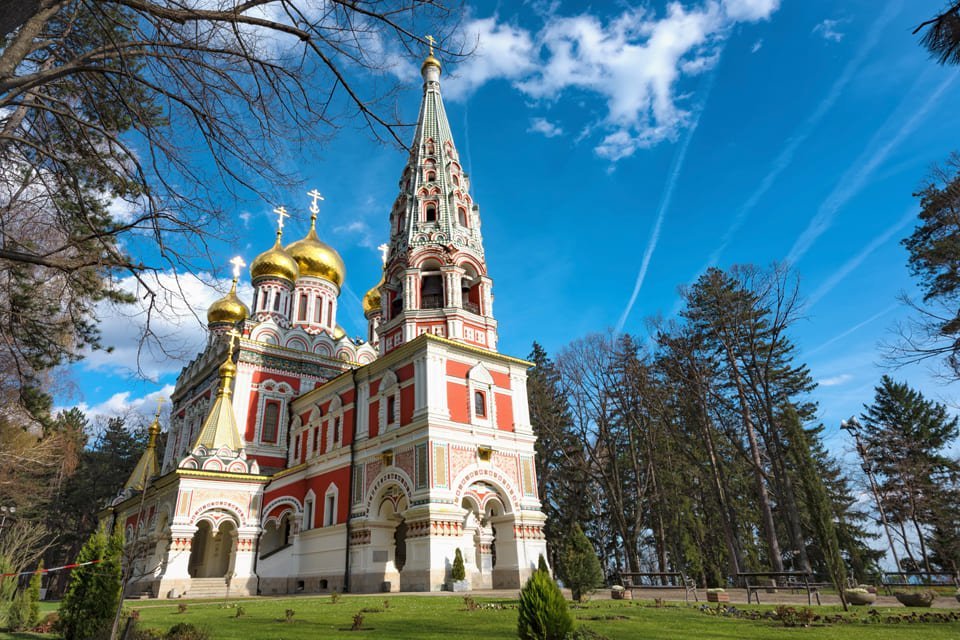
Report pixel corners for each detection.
[378,242,390,267]
[229,255,246,289]
[273,205,289,241]
[421,34,441,77]
[306,188,324,227]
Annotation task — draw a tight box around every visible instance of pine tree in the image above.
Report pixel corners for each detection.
[451,548,466,582]
[57,527,123,640]
[558,524,604,602]
[861,376,960,572]
[517,569,572,640]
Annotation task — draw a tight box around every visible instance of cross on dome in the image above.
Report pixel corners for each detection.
[229,255,246,280]
[307,189,324,217]
[154,395,164,418]
[378,243,389,266]
[273,205,289,233]
[425,34,436,55]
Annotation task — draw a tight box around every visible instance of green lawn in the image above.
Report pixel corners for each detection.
[4,595,960,639]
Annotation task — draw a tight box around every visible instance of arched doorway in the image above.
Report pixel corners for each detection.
[369,483,409,591]
[188,519,237,578]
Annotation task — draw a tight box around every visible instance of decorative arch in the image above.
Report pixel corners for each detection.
[262,496,303,527]
[468,362,494,385]
[251,326,281,344]
[189,499,246,527]
[286,337,308,351]
[363,468,414,516]
[452,467,521,514]
[313,341,333,357]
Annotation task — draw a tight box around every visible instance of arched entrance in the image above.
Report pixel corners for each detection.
[369,483,409,591]
[188,519,237,578]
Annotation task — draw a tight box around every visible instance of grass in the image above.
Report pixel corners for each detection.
[3,595,959,639]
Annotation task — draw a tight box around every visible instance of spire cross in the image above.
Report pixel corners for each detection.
[229,255,246,281]
[273,206,289,233]
[154,395,164,418]
[307,189,324,217]
[378,243,390,266]
[425,34,436,55]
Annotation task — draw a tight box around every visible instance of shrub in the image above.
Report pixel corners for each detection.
[775,605,815,627]
[351,612,365,631]
[451,548,466,581]
[7,590,30,631]
[538,554,549,574]
[177,603,188,614]
[557,524,604,602]
[234,606,245,618]
[285,608,295,622]
[330,590,341,604]
[463,596,478,611]
[57,526,123,640]
[132,628,165,640]
[517,568,573,640]
[165,622,210,640]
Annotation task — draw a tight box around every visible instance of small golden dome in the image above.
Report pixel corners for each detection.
[250,235,299,283]
[332,324,347,340]
[421,54,442,74]
[286,219,346,287]
[362,273,384,315]
[207,281,250,325]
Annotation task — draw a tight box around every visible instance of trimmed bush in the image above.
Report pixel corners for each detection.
[538,554,549,574]
[451,548,466,581]
[57,527,123,640]
[517,568,573,640]
[557,524,603,602]
[165,622,210,640]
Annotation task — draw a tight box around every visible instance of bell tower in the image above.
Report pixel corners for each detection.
[377,43,497,354]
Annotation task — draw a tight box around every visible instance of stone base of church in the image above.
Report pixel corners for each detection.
[259,574,345,595]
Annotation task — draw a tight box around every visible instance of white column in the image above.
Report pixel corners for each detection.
[425,350,449,419]
[509,366,531,434]
[356,382,370,439]
[232,528,259,578]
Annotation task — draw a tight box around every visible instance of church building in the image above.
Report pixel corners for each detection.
[103,49,548,598]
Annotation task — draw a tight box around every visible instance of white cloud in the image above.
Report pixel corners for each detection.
[81,270,252,380]
[819,373,853,387]
[444,17,538,99]
[61,384,176,431]
[527,117,564,137]
[446,2,780,161]
[813,18,845,43]
[722,0,780,22]
[751,39,763,53]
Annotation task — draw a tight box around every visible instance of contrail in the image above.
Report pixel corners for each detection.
[805,206,917,309]
[786,73,955,265]
[802,304,898,359]
[699,0,901,274]
[616,62,721,333]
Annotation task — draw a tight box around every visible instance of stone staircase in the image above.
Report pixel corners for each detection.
[181,578,232,599]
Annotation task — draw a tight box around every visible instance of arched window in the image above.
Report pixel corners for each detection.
[314,295,323,323]
[397,212,406,233]
[453,174,460,186]
[327,301,334,328]
[474,391,487,417]
[262,401,280,443]
[272,291,280,312]
[426,170,436,182]
[457,207,468,227]
[298,294,308,321]
[425,203,437,222]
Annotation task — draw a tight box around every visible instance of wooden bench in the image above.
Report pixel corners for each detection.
[880,572,959,595]
[736,571,821,606]
[619,572,698,603]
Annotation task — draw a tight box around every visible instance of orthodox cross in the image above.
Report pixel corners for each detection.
[307,189,324,217]
[378,243,390,266]
[225,327,241,358]
[154,395,164,418]
[273,205,289,233]
[425,34,436,56]
[229,255,246,281]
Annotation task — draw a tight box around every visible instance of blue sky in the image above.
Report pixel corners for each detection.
[62,0,960,456]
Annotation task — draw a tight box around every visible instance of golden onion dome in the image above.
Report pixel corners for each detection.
[421,54,442,74]
[332,324,347,340]
[286,217,346,287]
[250,234,299,283]
[362,272,384,315]
[207,280,250,325]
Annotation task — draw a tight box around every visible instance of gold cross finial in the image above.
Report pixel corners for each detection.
[273,205,289,236]
[307,189,324,218]
[154,395,164,418]
[229,255,246,281]
[425,34,436,56]
[378,243,390,266]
